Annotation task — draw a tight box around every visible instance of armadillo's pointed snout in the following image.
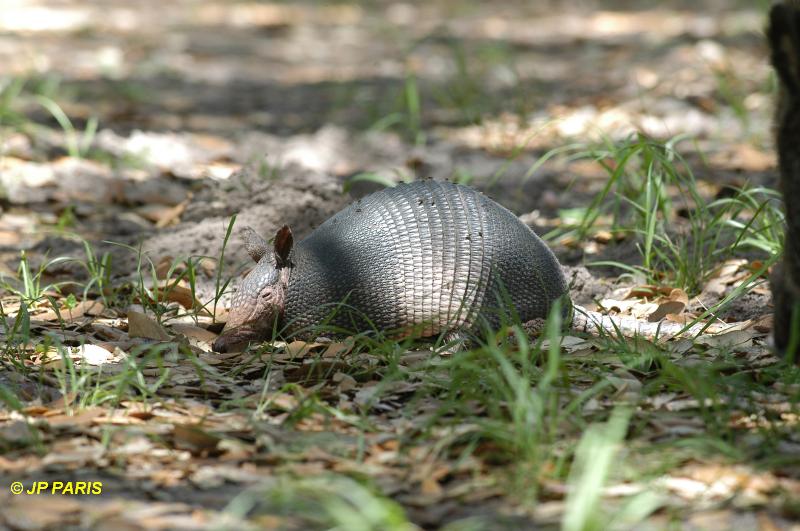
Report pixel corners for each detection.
[212,323,265,353]
[213,328,245,352]
[212,326,250,353]
[212,333,232,353]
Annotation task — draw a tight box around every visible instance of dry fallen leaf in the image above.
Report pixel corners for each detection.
[648,290,688,322]
[4,495,83,529]
[285,341,326,358]
[172,424,221,454]
[46,408,104,428]
[421,475,443,496]
[323,339,355,358]
[0,421,36,445]
[155,256,175,279]
[157,284,200,309]
[156,201,188,228]
[695,329,757,349]
[627,285,671,299]
[752,314,773,334]
[72,343,116,365]
[333,372,357,392]
[702,259,750,297]
[171,323,218,344]
[128,310,171,341]
[35,299,105,322]
[648,300,686,322]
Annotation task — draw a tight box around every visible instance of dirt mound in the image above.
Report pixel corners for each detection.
[132,163,347,300]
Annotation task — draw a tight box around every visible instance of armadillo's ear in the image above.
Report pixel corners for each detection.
[242,226,269,263]
[273,225,293,267]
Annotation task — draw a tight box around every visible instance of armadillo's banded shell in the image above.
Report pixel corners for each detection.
[283,180,567,336]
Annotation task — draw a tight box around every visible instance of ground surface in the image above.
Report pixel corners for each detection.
[1,1,799,530]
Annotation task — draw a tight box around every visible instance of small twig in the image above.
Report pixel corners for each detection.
[571,304,733,341]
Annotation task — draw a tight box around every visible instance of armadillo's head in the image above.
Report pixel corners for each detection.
[213,225,293,353]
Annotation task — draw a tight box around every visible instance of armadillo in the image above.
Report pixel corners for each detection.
[212,180,570,352]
